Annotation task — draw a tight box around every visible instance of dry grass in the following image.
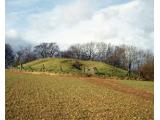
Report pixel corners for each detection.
[6,70,153,120]
[117,80,154,93]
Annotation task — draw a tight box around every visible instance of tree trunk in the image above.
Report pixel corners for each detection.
[127,62,132,77]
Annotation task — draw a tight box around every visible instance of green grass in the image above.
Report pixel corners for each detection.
[19,58,128,78]
[6,70,153,120]
[118,80,154,93]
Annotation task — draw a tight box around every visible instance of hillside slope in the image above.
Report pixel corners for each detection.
[19,58,128,78]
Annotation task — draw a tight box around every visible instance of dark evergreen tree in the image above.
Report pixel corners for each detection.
[5,44,15,68]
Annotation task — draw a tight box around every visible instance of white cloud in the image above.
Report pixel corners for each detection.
[5,29,31,50]
[13,0,154,50]
[6,29,18,39]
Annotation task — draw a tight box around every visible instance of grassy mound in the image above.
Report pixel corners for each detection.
[18,58,129,78]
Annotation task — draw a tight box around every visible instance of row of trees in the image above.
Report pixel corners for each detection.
[5,43,59,67]
[5,42,154,80]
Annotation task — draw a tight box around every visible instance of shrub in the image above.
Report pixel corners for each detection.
[95,71,106,76]
[72,61,83,70]
[141,63,154,81]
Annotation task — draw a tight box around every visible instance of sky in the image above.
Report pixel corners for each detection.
[6,0,154,51]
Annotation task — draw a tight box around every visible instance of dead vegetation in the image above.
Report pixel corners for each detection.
[6,70,153,120]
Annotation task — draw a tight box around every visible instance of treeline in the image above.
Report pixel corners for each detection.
[5,42,154,80]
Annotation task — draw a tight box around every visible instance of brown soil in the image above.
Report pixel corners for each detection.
[84,77,153,101]
[7,69,153,101]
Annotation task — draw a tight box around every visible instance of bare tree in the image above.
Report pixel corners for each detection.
[84,42,96,60]
[15,46,36,65]
[34,43,48,58]
[125,46,137,77]
[60,50,73,58]
[133,50,145,76]
[68,44,82,59]
[96,42,108,61]
[104,43,114,64]
[47,43,59,57]
[34,43,59,58]
[141,50,154,80]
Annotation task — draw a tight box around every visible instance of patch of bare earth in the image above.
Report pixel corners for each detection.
[83,77,153,101]
[8,70,153,101]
